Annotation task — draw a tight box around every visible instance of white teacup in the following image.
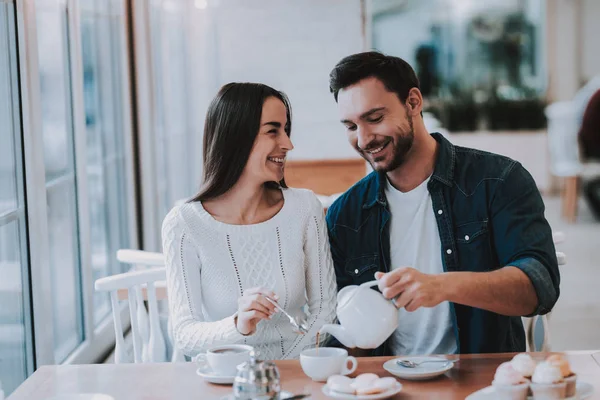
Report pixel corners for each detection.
[195,344,253,377]
[300,347,357,382]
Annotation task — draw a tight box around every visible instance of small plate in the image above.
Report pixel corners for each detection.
[466,381,593,399]
[322,382,403,399]
[220,390,295,400]
[196,365,236,385]
[382,357,454,381]
[45,395,115,400]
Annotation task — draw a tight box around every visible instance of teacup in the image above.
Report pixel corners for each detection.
[195,344,253,377]
[300,347,357,382]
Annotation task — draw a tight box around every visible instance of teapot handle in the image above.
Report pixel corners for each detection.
[358,280,380,290]
[359,279,398,308]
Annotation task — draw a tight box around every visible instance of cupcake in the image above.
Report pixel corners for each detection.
[547,354,577,397]
[531,361,567,399]
[511,353,537,379]
[492,362,529,400]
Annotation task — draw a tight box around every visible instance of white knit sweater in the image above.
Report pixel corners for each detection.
[161,188,337,360]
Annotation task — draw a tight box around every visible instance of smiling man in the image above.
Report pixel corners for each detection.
[325,52,560,355]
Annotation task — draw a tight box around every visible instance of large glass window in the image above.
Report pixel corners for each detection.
[149,0,198,218]
[0,0,34,395]
[79,0,131,326]
[35,0,84,363]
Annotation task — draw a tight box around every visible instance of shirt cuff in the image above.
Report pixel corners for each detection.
[509,257,558,316]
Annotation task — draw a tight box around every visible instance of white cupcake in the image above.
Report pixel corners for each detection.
[511,353,537,379]
[492,362,529,400]
[547,354,577,397]
[531,361,567,399]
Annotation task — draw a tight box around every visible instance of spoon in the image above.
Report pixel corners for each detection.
[265,297,309,334]
[396,359,452,368]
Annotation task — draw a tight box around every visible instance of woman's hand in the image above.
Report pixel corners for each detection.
[235,287,278,335]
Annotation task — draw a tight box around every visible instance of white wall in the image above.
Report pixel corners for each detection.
[190,0,364,160]
[546,0,600,101]
[581,0,600,82]
[546,0,580,101]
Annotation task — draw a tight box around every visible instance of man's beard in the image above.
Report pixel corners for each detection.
[360,117,414,173]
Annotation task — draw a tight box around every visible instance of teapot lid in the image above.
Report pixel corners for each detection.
[236,349,280,382]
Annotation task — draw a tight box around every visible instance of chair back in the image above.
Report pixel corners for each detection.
[95,266,167,363]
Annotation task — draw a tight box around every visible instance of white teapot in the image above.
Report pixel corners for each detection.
[319,280,398,349]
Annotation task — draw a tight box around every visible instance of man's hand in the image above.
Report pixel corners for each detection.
[375,268,446,312]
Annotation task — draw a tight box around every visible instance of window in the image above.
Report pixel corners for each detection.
[150,0,198,218]
[30,0,135,363]
[35,0,85,363]
[0,0,34,395]
[79,0,132,326]
[2,0,136,388]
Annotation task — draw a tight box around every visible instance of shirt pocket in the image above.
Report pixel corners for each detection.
[454,220,493,271]
[455,220,489,244]
[344,253,379,282]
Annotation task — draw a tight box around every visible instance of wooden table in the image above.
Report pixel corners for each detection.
[8,352,600,399]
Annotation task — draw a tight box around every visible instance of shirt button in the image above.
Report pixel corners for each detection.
[464,235,470,241]
[446,249,452,255]
[438,210,443,215]
[354,269,359,274]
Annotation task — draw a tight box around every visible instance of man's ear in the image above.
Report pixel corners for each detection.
[406,87,423,114]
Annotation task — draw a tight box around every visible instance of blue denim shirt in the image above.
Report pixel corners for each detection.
[326,133,560,355]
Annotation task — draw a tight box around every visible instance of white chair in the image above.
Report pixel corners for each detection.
[545,77,600,222]
[95,250,185,363]
[95,267,167,363]
[116,249,165,269]
[522,231,566,352]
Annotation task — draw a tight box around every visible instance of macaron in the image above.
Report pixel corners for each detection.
[327,375,355,394]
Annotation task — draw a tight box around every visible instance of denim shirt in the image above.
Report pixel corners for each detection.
[325,133,560,355]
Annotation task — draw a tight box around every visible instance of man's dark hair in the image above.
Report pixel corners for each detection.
[329,51,420,104]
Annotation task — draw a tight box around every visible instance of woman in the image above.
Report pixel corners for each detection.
[162,82,337,360]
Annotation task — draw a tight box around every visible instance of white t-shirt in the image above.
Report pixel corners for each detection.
[385,177,457,356]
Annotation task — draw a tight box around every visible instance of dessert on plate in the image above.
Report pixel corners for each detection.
[491,361,530,400]
[510,353,537,380]
[547,354,577,397]
[530,361,567,399]
[326,373,398,396]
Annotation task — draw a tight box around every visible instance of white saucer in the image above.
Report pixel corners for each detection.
[382,357,454,381]
[45,395,115,400]
[196,365,236,385]
[466,381,593,399]
[220,390,294,400]
[322,382,403,399]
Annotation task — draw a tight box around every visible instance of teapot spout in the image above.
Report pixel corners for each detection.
[319,324,356,348]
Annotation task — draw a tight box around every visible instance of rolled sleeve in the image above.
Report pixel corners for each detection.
[510,257,557,316]
[491,162,560,316]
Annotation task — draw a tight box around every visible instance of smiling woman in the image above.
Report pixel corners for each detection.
[161,82,337,360]
[189,83,293,203]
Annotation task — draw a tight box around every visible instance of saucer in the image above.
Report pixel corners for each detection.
[220,390,294,399]
[322,382,402,399]
[45,395,115,400]
[196,365,236,385]
[382,357,454,381]
[466,381,593,399]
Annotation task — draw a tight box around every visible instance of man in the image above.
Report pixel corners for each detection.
[325,51,559,355]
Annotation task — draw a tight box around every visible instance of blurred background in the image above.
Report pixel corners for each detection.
[1,0,600,396]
